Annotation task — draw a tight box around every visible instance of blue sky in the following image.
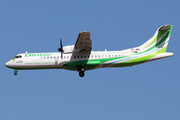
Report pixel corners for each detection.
[1,0,180,120]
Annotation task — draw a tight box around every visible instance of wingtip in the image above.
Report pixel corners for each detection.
[80,31,90,33]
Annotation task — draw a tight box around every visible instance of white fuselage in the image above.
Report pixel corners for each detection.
[5,49,131,70]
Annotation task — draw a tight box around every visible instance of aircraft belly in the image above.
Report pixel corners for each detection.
[64,60,101,71]
[9,64,62,70]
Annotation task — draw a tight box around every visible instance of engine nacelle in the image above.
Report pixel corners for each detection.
[63,45,74,53]
[63,45,83,53]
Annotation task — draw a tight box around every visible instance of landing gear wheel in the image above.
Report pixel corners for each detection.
[79,72,84,77]
[14,71,17,75]
[80,67,85,72]
[77,65,85,77]
[77,65,85,72]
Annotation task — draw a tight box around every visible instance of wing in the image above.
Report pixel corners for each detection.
[74,31,92,52]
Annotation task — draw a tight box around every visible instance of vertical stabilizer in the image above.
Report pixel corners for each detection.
[139,25,172,53]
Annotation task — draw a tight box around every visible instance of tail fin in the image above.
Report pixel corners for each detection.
[139,25,173,53]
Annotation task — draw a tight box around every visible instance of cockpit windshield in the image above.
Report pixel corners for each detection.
[13,55,22,59]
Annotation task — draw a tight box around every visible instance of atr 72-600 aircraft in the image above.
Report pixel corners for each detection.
[5,25,173,77]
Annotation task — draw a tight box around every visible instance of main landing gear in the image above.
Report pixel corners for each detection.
[14,69,18,75]
[77,65,85,77]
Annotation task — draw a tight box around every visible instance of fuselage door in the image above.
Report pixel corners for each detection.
[39,56,43,62]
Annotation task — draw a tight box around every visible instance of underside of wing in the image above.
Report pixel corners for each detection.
[74,31,92,52]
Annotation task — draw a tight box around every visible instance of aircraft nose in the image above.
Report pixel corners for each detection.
[5,62,10,67]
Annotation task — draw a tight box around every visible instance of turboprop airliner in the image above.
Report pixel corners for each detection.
[5,25,173,77]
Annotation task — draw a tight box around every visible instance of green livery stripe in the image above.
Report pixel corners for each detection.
[157,46,168,53]
[131,46,167,63]
[112,46,167,68]
[138,30,169,55]
[155,31,169,47]
[144,30,166,49]
[65,57,125,70]
[168,25,173,36]
[6,58,17,63]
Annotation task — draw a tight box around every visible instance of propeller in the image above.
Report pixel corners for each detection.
[58,39,63,58]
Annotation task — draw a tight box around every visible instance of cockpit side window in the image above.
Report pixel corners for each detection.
[13,55,22,59]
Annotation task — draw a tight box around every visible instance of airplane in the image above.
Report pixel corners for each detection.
[5,25,173,77]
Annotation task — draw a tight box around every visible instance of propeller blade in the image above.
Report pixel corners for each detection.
[58,39,63,59]
[60,39,62,49]
[58,39,63,52]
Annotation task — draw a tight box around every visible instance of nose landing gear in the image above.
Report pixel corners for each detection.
[77,65,85,77]
[14,69,18,75]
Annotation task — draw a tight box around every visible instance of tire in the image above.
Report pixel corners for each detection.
[80,67,85,72]
[79,72,84,77]
[14,72,17,75]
